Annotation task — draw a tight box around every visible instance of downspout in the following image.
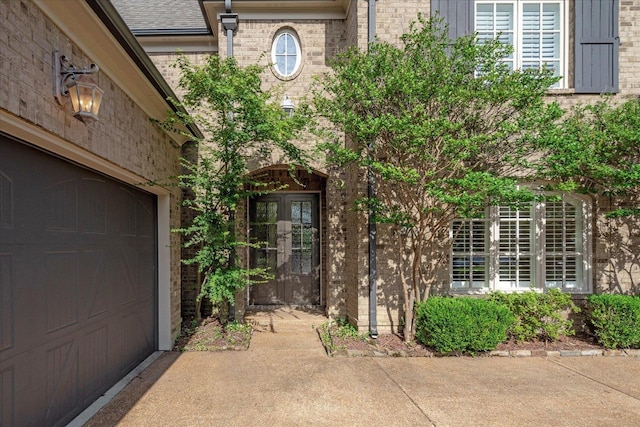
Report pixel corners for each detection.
[220,0,238,58]
[367,0,378,339]
[220,0,239,321]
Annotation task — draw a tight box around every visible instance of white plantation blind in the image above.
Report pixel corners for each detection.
[544,199,582,290]
[476,3,515,66]
[452,219,488,289]
[497,206,533,289]
[451,194,588,293]
[475,1,564,87]
[521,3,561,74]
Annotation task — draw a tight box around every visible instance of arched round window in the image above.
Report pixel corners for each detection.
[271,29,302,79]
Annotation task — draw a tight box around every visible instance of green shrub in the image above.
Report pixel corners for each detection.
[587,294,640,349]
[489,288,579,342]
[415,297,514,354]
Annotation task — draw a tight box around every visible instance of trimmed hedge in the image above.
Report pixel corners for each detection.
[415,297,514,354]
[587,294,640,349]
[489,288,579,342]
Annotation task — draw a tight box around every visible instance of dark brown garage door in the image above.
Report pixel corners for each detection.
[0,135,157,426]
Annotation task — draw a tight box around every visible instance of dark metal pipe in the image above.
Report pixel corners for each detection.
[221,0,237,321]
[226,28,234,57]
[367,0,378,339]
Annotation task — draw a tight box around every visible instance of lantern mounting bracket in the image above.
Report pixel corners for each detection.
[53,50,99,104]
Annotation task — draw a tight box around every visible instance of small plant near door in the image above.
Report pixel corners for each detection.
[173,317,253,351]
[317,318,370,354]
[158,55,312,322]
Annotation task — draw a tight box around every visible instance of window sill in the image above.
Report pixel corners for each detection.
[546,88,576,96]
[448,289,592,296]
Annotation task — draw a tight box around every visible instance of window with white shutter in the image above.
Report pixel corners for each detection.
[451,194,590,293]
[475,1,566,88]
[452,219,489,289]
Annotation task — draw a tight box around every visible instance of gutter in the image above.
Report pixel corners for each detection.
[85,0,204,141]
[131,28,212,37]
[367,0,378,339]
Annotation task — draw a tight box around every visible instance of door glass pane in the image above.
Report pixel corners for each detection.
[252,201,278,273]
[291,201,301,223]
[291,200,313,274]
[301,201,312,224]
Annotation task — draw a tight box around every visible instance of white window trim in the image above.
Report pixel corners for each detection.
[450,194,592,294]
[271,29,302,80]
[474,0,569,89]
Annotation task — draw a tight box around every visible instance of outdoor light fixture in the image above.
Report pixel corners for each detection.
[281,94,295,117]
[53,50,104,123]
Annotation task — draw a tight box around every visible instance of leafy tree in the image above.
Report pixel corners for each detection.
[161,55,311,320]
[538,98,640,217]
[312,14,562,341]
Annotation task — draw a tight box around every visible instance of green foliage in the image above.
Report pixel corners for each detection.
[587,294,640,349]
[489,289,580,342]
[313,13,561,341]
[333,317,366,340]
[317,318,369,353]
[537,98,640,217]
[162,55,311,310]
[415,297,514,354]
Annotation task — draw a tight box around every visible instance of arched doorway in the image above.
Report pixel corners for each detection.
[246,166,327,307]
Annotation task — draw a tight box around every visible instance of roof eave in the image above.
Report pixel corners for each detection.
[33,0,203,144]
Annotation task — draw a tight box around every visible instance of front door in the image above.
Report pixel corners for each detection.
[249,194,320,305]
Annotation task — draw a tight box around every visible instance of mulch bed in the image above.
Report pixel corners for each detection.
[319,323,607,357]
[173,317,252,351]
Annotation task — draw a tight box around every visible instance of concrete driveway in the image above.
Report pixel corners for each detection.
[76,309,640,427]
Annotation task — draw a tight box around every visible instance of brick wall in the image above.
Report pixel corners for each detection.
[347,0,640,332]
[140,0,640,334]
[0,0,184,339]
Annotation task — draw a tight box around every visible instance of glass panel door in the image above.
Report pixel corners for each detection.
[249,194,320,305]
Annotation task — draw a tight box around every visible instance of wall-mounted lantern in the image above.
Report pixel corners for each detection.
[53,50,104,123]
[281,94,295,117]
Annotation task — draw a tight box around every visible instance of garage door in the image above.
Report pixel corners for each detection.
[0,135,157,426]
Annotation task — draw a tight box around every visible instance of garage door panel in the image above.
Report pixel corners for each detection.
[117,188,139,237]
[116,310,154,374]
[45,180,79,233]
[114,250,137,306]
[45,339,79,426]
[1,365,15,426]
[0,171,12,229]
[81,250,108,319]
[45,252,80,334]
[0,254,14,353]
[81,325,108,401]
[79,178,107,235]
[0,135,157,426]
[137,197,154,237]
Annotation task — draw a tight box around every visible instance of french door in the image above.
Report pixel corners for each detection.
[249,194,320,305]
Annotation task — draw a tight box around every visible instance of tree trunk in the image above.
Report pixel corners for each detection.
[195,269,203,321]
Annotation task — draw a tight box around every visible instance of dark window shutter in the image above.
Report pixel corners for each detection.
[431,0,474,41]
[575,0,619,93]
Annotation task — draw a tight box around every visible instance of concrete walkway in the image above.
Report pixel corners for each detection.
[80,308,640,426]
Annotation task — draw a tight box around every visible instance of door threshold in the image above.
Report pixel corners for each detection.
[247,304,325,312]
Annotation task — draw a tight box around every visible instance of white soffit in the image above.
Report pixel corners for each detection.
[138,35,218,53]
[203,0,352,34]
